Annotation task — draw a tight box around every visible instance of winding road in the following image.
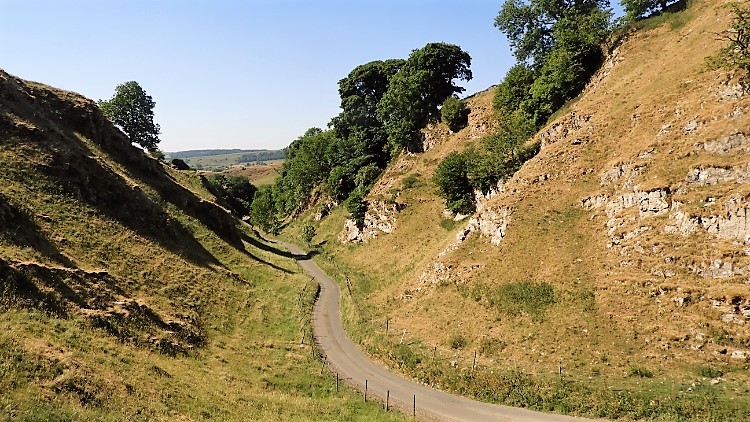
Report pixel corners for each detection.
[284,242,595,422]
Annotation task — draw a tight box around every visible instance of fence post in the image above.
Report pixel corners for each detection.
[413,395,416,417]
[386,390,390,411]
[473,351,477,370]
[386,318,389,336]
[336,372,339,392]
[365,380,368,402]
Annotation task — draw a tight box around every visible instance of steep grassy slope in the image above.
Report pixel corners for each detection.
[290,1,750,419]
[0,70,403,420]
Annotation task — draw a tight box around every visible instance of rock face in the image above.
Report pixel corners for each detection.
[466,184,511,246]
[338,201,405,243]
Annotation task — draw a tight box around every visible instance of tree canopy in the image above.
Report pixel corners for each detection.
[330,59,404,168]
[495,0,610,69]
[622,0,679,21]
[377,42,472,153]
[98,81,161,151]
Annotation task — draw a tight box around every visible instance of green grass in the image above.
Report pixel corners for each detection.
[0,98,404,420]
[183,152,284,170]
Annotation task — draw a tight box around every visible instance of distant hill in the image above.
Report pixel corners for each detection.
[167,149,285,170]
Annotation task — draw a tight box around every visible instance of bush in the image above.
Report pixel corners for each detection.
[696,366,723,378]
[346,190,368,229]
[433,152,475,214]
[493,64,535,116]
[355,164,381,190]
[402,172,421,189]
[300,223,316,244]
[450,334,468,350]
[441,96,470,132]
[628,366,654,378]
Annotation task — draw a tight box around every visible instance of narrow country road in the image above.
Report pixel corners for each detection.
[284,242,597,422]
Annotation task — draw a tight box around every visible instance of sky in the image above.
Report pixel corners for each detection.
[2,1,516,152]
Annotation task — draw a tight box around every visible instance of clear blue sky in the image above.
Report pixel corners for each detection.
[3,1,515,152]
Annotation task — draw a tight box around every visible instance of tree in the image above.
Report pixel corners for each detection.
[433,151,475,214]
[709,4,750,74]
[495,0,610,125]
[494,0,610,69]
[99,81,161,151]
[377,43,472,154]
[249,186,280,234]
[300,223,316,244]
[440,96,470,132]
[622,0,679,21]
[493,64,535,116]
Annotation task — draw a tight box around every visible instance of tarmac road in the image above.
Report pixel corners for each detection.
[284,242,596,422]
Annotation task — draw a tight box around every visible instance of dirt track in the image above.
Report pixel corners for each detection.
[284,242,597,422]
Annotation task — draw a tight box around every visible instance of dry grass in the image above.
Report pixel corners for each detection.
[288,1,750,418]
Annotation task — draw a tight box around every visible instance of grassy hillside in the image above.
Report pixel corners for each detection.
[286,1,750,419]
[219,161,282,186]
[0,70,403,420]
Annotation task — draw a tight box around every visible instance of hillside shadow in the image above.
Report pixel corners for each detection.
[0,194,77,268]
[243,249,293,274]
[38,132,222,268]
[76,127,249,258]
[241,233,294,258]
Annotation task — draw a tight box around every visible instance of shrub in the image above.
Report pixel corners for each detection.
[355,164,381,190]
[300,223,316,244]
[433,151,475,214]
[628,366,654,378]
[402,172,421,189]
[346,190,368,229]
[696,366,723,378]
[450,333,468,349]
[441,96,470,132]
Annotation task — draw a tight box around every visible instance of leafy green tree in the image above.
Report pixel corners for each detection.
[98,81,161,151]
[493,64,535,116]
[276,128,335,214]
[495,0,610,125]
[440,96,470,132]
[621,0,677,21]
[249,186,280,234]
[433,152,475,214]
[300,223,316,244]
[205,175,257,217]
[377,43,472,154]
[346,189,368,229]
[495,0,610,69]
[709,4,750,74]
[331,59,404,167]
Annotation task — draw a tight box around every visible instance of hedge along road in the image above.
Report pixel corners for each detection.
[284,242,598,422]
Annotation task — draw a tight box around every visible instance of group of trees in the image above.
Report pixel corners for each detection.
[433,0,704,214]
[99,0,715,232]
[247,42,473,232]
[204,174,257,217]
[435,0,612,213]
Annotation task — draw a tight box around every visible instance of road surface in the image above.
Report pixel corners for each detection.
[284,242,596,422]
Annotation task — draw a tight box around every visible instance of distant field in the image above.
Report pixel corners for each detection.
[168,149,285,170]
[219,161,283,186]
